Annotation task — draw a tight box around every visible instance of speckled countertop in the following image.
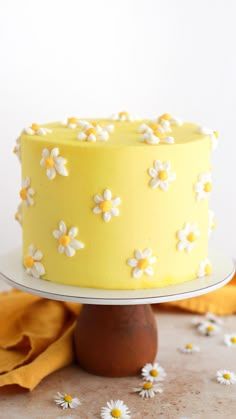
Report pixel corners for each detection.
[0,280,235,418]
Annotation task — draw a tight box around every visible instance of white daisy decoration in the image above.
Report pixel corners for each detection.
[197,321,220,336]
[141,362,166,382]
[15,203,23,226]
[13,136,21,161]
[54,392,81,409]
[111,111,133,122]
[127,248,157,279]
[93,189,121,223]
[177,223,200,253]
[40,147,68,180]
[24,123,52,136]
[53,221,85,257]
[197,126,219,150]
[100,400,131,419]
[157,113,183,130]
[178,343,200,354]
[148,160,176,191]
[77,124,110,142]
[197,259,212,278]
[223,334,236,347]
[194,172,212,201]
[133,381,163,399]
[216,370,236,385]
[19,177,35,207]
[23,245,45,278]
[62,117,81,129]
[209,210,216,236]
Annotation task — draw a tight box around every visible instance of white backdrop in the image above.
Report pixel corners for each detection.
[0,0,235,257]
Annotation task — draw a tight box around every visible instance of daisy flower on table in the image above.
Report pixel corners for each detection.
[54,392,81,409]
[197,321,220,336]
[100,400,131,419]
[133,381,163,399]
[141,362,166,382]
[223,334,236,347]
[191,312,223,327]
[178,343,200,354]
[216,370,236,385]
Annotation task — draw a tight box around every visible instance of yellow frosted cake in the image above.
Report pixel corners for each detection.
[14,112,218,289]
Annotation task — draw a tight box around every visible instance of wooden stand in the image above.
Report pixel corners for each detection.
[74,304,157,377]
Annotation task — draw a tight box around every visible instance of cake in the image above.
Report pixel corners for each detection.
[14,112,218,289]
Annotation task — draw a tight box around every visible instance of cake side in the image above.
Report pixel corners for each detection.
[14,114,216,289]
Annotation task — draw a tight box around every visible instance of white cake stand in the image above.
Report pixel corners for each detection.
[0,248,234,377]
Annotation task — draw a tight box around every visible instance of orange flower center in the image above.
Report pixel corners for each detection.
[137,258,149,270]
[143,382,153,390]
[59,235,71,246]
[206,325,214,332]
[150,368,158,377]
[111,408,122,418]
[187,232,196,243]
[99,200,112,212]
[185,343,193,350]
[223,373,231,380]
[20,188,27,200]
[45,157,55,169]
[64,394,73,403]
[24,256,34,268]
[204,182,212,193]
[31,123,40,132]
[158,170,168,181]
[86,127,96,136]
[67,117,77,124]
[230,336,236,344]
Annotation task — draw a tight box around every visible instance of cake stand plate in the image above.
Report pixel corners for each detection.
[0,248,234,377]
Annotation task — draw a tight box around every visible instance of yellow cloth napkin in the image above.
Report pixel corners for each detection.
[0,275,235,390]
[0,289,80,390]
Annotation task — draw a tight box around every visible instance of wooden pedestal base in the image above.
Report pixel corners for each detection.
[74,304,157,377]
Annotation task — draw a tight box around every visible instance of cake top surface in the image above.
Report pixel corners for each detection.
[20,113,217,148]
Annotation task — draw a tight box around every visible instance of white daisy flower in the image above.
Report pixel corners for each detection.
[197,321,220,336]
[197,126,219,150]
[178,343,200,354]
[40,147,68,180]
[54,392,81,409]
[191,312,223,327]
[24,123,52,136]
[140,122,175,145]
[127,248,157,279]
[177,223,200,253]
[209,210,216,236]
[133,381,163,399]
[157,113,183,130]
[15,203,23,226]
[62,117,81,129]
[77,124,109,142]
[23,245,45,278]
[148,160,176,191]
[100,400,131,419]
[19,177,35,207]
[223,334,236,347]
[111,111,133,121]
[13,136,21,161]
[53,221,85,257]
[197,259,212,278]
[93,189,121,223]
[141,362,166,382]
[216,370,236,385]
[194,172,212,201]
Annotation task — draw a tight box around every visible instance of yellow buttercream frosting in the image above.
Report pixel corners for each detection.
[19,118,212,289]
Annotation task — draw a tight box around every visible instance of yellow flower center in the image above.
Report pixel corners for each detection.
[64,394,73,403]
[137,258,149,270]
[20,188,28,200]
[204,182,212,193]
[150,368,158,377]
[187,232,196,243]
[91,120,98,127]
[230,336,236,344]
[223,373,231,380]
[86,127,96,136]
[206,325,214,332]
[143,382,153,390]
[185,343,193,350]
[31,123,40,132]
[205,264,212,276]
[160,113,172,121]
[45,157,55,169]
[68,117,77,124]
[119,111,129,118]
[158,170,168,181]
[59,235,71,246]
[24,256,35,269]
[99,200,112,212]
[111,408,122,418]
